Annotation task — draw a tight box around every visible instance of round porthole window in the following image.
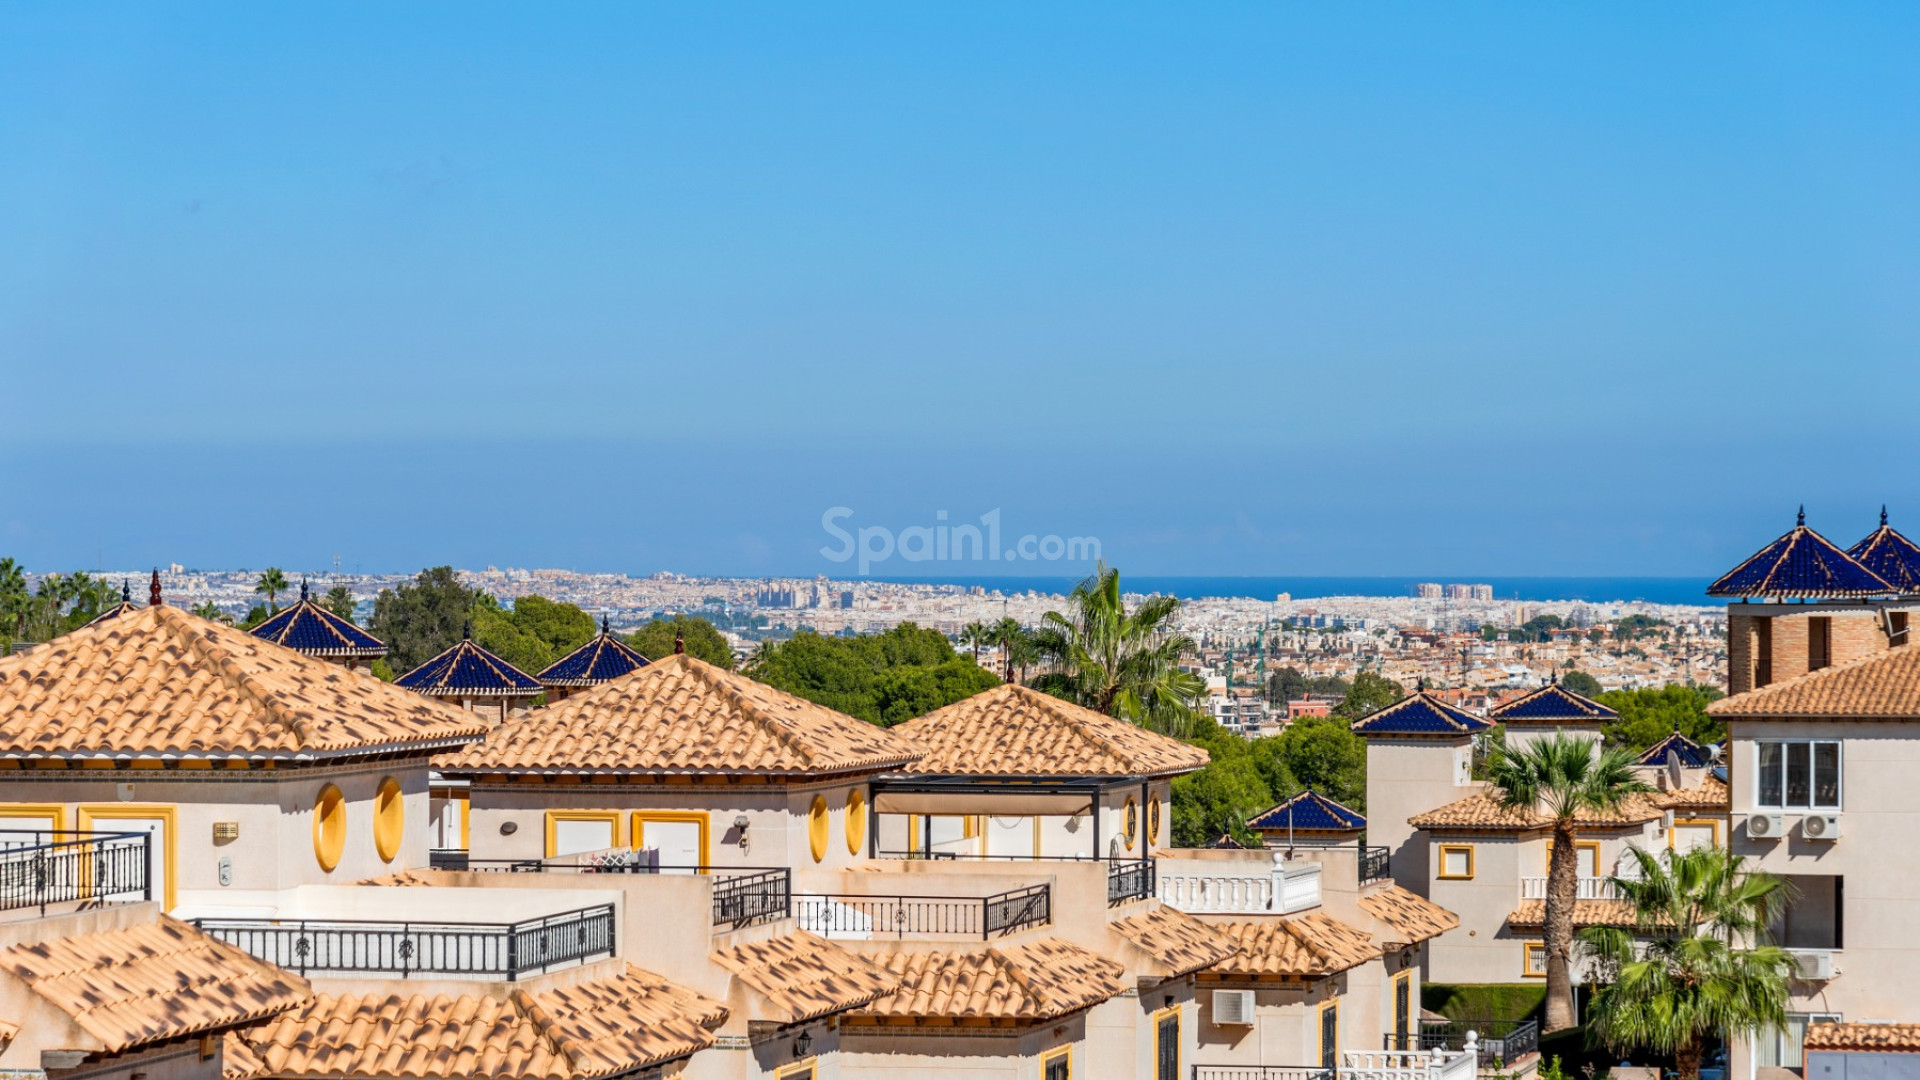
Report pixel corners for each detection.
[845,790,867,856]
[1123,796,1139,849]
[808,795,829,863]
[373,777,404,863]
[313,784,346,872]
[1149,797,1162,846]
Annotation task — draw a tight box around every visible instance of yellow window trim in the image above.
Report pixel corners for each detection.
[1149,796,1163,846]
[1041,1045,1072,1078]
[544,810,622,858]
[775,1061,816,1080]
[1523,941,1548,978]
[1123,795,1139,849]
[78,805,177,911]
[373,777,404,863]
[1154,1003,1180,1078]
[807,795,830,864]
[630,811,709,870]
[1317,998,1340,1063]
[312,784,346,874]
[1545,838,1602,876]
[1437,844,1475,880]
[1669,818,1722,849]
[459,791,471,849]
[845,789,868,856]
[0,804,67,835]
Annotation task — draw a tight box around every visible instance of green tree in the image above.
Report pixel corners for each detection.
[747,623,998,724]
[1581,846,1795,1079]
[1332,671,1405,721]
[241,604,270,629]
[1170,716,1271,847]
[0,559,28,642]
[1270,716,1367,811]
[1028,564,1205,736]
[1559,670,1603,698]
[1598,685,1725,752]
[1487,732,1650,1033]
[989,617,1032,682]
[472,594,598,676]
[628,615,736,669]
[254,568,289,613]
[190,601,228,623]
[959,621,990,664]
[323,586,358,623]
[368,566,478,673]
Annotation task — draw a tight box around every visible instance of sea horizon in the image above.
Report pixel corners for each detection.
[864,574,1716,607]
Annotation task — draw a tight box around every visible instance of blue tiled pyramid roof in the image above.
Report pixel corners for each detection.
[1247,789,1366,833]
[538,629,651,687]
[1637,731,1713,769]
[1350,692,1492,737]
[395,638,542,697]
[1847,510,1920,594]
[1708,512,1893,598]
[1490,683,1618,724]
[250,599,388,658]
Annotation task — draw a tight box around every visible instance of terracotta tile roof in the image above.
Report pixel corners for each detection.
[1707,644,1920,719]
[1357,886,1460,945]
[233,966,725,1079]
[223,1032,267,1080]
[1210,912,1382,978]
[1408,791,1662,832]
[710,931,898,1022]
[439,654,918,777]
[1111,905,1239,977]
[0,915,310,1054]
[860,939,1128,1021]
[1649,776,1729,810]
[1807,1022,1920,1053]
[1506,899,1639,930]
[0,605,486,758]
[890,684,1209,778]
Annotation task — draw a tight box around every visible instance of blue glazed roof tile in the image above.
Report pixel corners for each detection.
[1847,509,1920,594]
[1637,731,1713,768]
[1349,692,1492,737]
[395,638,542,697]
[538,627,652,687]
[250,599,388,658]
[1708,511,1893,598]
[1247,789,1366,833]
[1490,683,1618,724]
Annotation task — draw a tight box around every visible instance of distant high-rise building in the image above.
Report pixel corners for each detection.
[1414,583,1443,599]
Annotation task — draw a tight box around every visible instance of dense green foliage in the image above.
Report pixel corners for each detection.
[1170,702,1372,847]
[1581,847,1794,1079]
[1421,983,1546,1024]
[748,623,998,725]
[628,615,736,670]
[1331,670,1405,720]
[1029,565,1205,736]
[322,586,357,623]
[1558,670,1603,698]
[368,566,478,672]
[473,593,598,676]
[0,560,123,645]
[254,567,289,612]
[1598,684,1724,751]
[1265,666,1349,704]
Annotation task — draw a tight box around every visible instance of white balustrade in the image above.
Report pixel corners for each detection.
[1518,876,1620,901]
[1156,853,1323,915]
[1342,1047,1475,1080]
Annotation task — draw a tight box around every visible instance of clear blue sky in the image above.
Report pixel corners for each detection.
[4,4,1917,578]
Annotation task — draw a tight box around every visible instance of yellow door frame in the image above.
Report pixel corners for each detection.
[543,810,621,858]
[1317,998,1340,1066]
[631,811,709,869]
[774,1060,817,1080]
[0,804,66,838]
[78,804,177,911]
[1154,1003,1181,1079]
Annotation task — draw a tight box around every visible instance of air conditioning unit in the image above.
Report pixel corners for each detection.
[1802,814,1842,840]
[1791,949,1837,981]
[1212,989,1255,1026]
[1746,813,1786,839]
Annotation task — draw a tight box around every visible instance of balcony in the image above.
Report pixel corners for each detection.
[455,856,791,930]
[0,830,150,915]
[1193,1048,1476,1080]
[1157,852,1322,915]
[1518,876,1619,901]
[193,902,616,980]
[1387,1019,1540,1068]
[1109,858,1157,904]
[796,883,1050,940]
[1359,845,1390,885]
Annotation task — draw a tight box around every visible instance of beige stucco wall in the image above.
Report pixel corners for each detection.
[1365,738,1473,897]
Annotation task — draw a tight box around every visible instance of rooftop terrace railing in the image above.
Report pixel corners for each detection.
[193,903,615,980]
[796,883,1050,940]
[1192,1069,1333,1080]
[0,830,150,915]
[1359,845,1391,885]
[1108,858,1156,905]
[1518,876,1618,901]
[1386,1020,1539,1068]
[459,857,791,929]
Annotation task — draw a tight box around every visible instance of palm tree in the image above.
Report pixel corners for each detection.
[1486,732,1650,1033]
[1028,564,1205,736]
[1581,846,1795,1079]
[990,617,1025,682]
[961,621,989,664]
[255,568,289,613]
[0,559,28,642]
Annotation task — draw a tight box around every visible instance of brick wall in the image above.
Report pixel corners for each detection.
[1729,613,1756,695]
[1830,611,1890,667]
[1729,609,1891,694]
[1771,616,1809,685]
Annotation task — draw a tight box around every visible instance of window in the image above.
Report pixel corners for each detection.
[1893,611,1911,646]
[1155,1006,1179,1080]
[1523,942,1548,978]
[1669,818,1720,853]
[546,810,620,858]
[775,1063,817,1080]
[1149,797,1162,846]
[808,795,829,863]
[845,789,868,855]
[1438,845,1474,879]
[373,777,404,863]
[79,805,176,909]
[1757,741,1842,809]
[1393,971,1412,1046]
[1318,1000,1339,1071]
[1124,797,1139,849]
[1545,839,1601,877]
[1042,1047,1072,1080]
[1755,1013,1842,1070]
[1756,617,1773,687]
[313,785,346,872]
[1809,617,1831,671]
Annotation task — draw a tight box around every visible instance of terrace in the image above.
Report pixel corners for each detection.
[0,829,151,917]
[796,882,1051,940]
[449,852,792,930]
[1193,1047,1478,1080]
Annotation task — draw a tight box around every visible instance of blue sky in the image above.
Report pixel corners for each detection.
[3,4,1918,578]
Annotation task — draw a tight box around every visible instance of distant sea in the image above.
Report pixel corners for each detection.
[867,576,1715,607]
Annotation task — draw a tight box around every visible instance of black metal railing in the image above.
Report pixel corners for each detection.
[459,858,792,929]
[876,850,1111,861]
[429,848,470,871]
[0,830,150,914]
[1386,1018,1539,1066]
[1359,844,1391,884]
[1108,858,1156,905]
[795,883,1050,939]
[1190,1060,1328,1068]
[194,903,615,980]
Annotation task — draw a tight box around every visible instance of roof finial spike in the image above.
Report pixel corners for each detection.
[463,621,472,641]
[673,629,686,655]
[121,579,131,603]
[1883,505,1890,527]
[300,578,309,602]
[149,569,162,607]
[601,612,610,635]
[1798,505,1806,527]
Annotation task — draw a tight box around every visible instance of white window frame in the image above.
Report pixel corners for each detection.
[1754,739,1842,811]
